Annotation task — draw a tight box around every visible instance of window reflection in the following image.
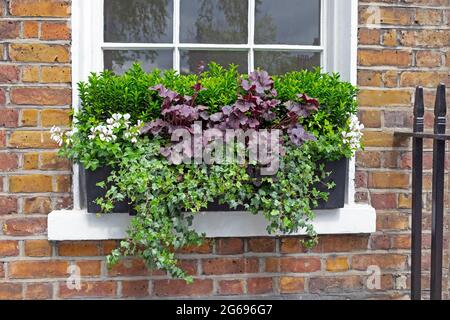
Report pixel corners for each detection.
[180,0,248,44]
[104,50,173,74]
[180,50,248,74]
[254,51,321,74]
[255,0,320,45]
[104,0,173,43]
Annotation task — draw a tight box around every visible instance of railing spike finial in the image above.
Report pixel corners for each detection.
[414,86,424,118]
[434,83,446,117]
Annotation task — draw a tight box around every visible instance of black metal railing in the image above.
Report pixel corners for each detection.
[396,83,447,300]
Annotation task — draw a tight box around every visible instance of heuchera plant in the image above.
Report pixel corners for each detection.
[54,63,363,281]
[142,70,318,163]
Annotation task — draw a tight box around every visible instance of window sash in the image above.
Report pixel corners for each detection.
[101,0,326,73]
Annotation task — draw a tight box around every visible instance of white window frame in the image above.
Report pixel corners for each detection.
[48,0,375,241]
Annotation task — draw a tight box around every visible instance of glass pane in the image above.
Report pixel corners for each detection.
[104,0,173,43]
[180,0,248,44]
[254,51,321,75]
[104,50,173,74]
[255,0,320,45]
[180,50,248,74]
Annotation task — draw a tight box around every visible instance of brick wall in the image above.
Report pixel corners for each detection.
[0,0,449,299]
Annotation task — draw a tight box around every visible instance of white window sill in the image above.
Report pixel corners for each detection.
[48,204,376,241]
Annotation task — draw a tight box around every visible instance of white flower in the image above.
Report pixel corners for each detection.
[131,137,137,144]
[123,113,131,121]
[99,133,106,141]
[112,113,122,121]
[50,126,61,134]
[106,118,114,125]
[343,114,364,154]
[88,134,96,140]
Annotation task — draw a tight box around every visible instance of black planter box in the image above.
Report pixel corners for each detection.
[83,158,348,214]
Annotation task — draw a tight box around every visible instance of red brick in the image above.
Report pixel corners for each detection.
[356,151,381,168]
[122,280,149,298]
[325,256,349,272]
[25,283,52,299]
[178,260,197,276]
[370,235,390,250]
[377,214,409,231]
[358,49,412,67]
[0,196,17,215]
[9,260,68,278]
[41,109,71,127]
[0,21,20,39]
[23,197,52,214]
[9,44,70,63]
[41,22,70,40]
[265,257,280,272]
[218,280,245,295]
[102,240,119,255]
[400,30,449,48]
[8,131,58,149]
[202,258,259,275]
[9,0,71,17]
[55,175,71,192]
[0,109,19,128]
[11,88,71,106]
[58,241,100,256]
[359,110,382,129]
[59,281,116,298]
[280,237,308,253]
[0,240,19,257]
[247,278,273,295]
[22,154,41,172]
[23,21,39,38]
[247,238,276,252]
[416,51,442,67]
[391,234,411,249]
[279,277,305,294]
[76,260,102,277]
[0,283,22,300]
[279,257,321,273]
[0,153,19,171]
[175,240,212,254]
[216,238,244,255]
[3,217,47,236]
[108,259,149,277]
[0,90,5,105]
[370,193,397,210]
[0,65,20,83]
[358,89,412,107]
[21,109,38,127]
[358,28,380,45]
[153,279,213,297]
[24,239,52,257]
[9,174,53,193]
[358,70,383,87]
[368,172,409,189]
[314,235,369,253]
[352,254,408,270]
[309,276,363,293]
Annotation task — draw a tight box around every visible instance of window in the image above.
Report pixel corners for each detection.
[101,0,323,75]
[49,0,376,241]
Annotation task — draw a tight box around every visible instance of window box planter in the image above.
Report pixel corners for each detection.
[83,158,348,214]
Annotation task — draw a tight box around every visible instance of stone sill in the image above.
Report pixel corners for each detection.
[48,204,376,241]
